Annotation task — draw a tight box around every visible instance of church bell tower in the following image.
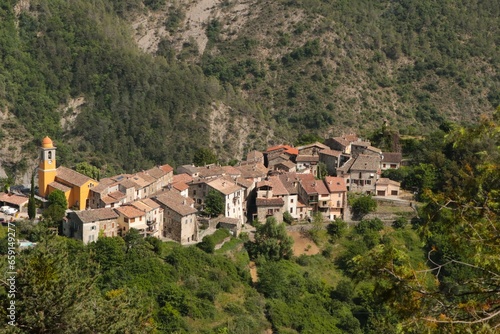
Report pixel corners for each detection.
[38,136,57,197]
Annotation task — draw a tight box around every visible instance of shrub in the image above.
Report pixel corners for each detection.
[392,216,408,229]
[349,194,377,219]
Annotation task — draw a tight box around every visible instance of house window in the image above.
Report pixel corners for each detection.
[193,190,197,195]
[91,226,96,230]
[323,201,327,206]
[130,218,135,223]
[48,151,52,159]
[337,201,341,207]
[390,164,397,168]
[291,198,294,203]
[290,208,293,213]
[383,164,386,168]
[366,180,371,185]
[359,172,362,178]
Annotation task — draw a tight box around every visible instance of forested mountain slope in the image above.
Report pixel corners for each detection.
[0,0,498,177]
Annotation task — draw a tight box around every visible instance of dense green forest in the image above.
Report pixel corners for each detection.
[1,110,499,332]
[0,0,498,176]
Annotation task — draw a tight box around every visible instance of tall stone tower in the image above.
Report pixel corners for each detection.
[38,136,57,197]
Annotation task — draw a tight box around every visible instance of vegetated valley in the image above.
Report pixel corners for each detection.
[0,1,499,332]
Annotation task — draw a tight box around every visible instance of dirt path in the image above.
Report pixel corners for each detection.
[249,261,258,283]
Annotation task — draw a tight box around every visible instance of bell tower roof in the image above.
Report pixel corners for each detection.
[41,136,54,149]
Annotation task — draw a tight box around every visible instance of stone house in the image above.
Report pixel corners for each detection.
[296,155,320,176]
[346,154,381,194]
[296,142,329,155]
[154,191,198,244]
[65,208,119,244]
[381,152,403,170]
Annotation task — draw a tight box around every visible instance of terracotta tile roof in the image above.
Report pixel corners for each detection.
[101,196,119,205]
[296,142,329,151]
[216,217,240,225]
[274,160,296,169]
[382,152,402,163]
[222,165,241,176]
[246,150,264,161]
[56,166,95,187]
[146,166,167,179]
[296,155,320,162]
[91,178,115,193]
[256,198,284,206]
[135,172,156,185]
[257,180,272,189]
[366,146,382,154]
[208,178,242,196]
[173,182,189,191]
[268,176,288,196]
[197,165,224,178]
[159,164,173,173]
[119,179,139,189]
[278,173,300,195]
[130,200,153,212]
[108,191,126,200]
[233,177,254,189]
[350,155,381,172]
[142,198,161,209]
[296,199,307,208]
[0,193,29,206]
[74,208,118,223]
[49,181,72,193]
[376,178,401,186]
[111,174,132,182]
[297,174,329,195]
[154,192,197,216]
[351,141,371,148]
[319,149,342,157]
[331,137,350,147]
[176,165,199,175]
[266,145,298,156]
[173,173,193,184]
[324,177,347,193]
[115,205,145,218]
[337,157,355,173]
[235,163,268,179]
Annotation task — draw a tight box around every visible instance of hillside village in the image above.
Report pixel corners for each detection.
[3,135,404,245]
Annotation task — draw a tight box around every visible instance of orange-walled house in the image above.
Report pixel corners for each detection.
[38,137,98,210]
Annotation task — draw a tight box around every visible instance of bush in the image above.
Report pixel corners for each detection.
[327,219,348,240]
[283,211,293,225]
[349,194,377,219]
[197,228,231,253]
[392,216,408,229]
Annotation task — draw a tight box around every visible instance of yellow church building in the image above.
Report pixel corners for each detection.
[38,137,98,210]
